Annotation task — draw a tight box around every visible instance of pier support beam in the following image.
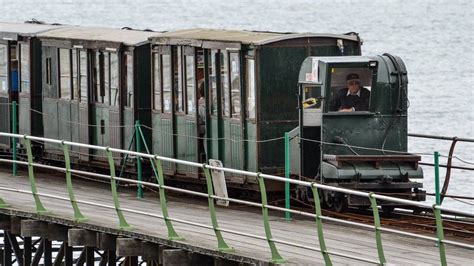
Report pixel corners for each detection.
[98,233,117,265]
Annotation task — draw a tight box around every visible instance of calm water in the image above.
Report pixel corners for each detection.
[0,0,472,212]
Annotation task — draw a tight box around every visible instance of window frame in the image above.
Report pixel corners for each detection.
[183,46,196,115]
[58,48,72,100]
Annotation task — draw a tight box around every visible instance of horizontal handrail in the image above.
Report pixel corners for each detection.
[408,133,474,143]
[0,132,473,265]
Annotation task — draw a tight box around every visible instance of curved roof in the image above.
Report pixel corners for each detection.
[0,22,65,39]
[153,28,360,46]
[37,26,162,46]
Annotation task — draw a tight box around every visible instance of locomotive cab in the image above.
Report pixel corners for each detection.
[297,55,425,210]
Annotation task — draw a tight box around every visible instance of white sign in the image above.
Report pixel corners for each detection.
[209,159,229,207]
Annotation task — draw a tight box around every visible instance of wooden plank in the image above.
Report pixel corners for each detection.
[0,170,471,265]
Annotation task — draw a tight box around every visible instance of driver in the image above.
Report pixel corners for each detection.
[330,73,370,112]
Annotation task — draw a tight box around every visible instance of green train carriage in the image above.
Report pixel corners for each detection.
[149,29,362,191]
[0,22,63,150]
[36,26,161,164]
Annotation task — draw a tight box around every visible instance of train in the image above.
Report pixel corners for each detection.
[0,21,425,210]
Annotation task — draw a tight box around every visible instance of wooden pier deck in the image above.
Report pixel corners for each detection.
[0,168,471,265]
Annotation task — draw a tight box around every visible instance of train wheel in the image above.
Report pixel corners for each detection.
[333,193,347,213]
[382,206,395,213]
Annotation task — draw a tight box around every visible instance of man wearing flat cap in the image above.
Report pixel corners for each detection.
[330,73,370,112]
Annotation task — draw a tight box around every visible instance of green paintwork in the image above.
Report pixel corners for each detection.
[434,152,440,205]
[368,193,386,264]
[154,157,184,240]
[203,165,234,252]
[105,149,133,230]
[433,206,447,266]
[151,113,175,175]
[256,173,287,263]
[311,185,332,265]
[62,143,88,222]
[24,138,49,214]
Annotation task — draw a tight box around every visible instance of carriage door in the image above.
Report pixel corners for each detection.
[206,49,221,161]
[0,41,11,148]
[227,51,244,171]
[108,52,121,162]
[151,46,175,174]
[181,46,198,177]
[78,49,90,161]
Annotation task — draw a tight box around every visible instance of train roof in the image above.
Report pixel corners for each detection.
[0,22,65,40]
[37,26,162,46]
[152,28,361,46]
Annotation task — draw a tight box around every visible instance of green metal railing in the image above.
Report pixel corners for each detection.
[0,132,472,265]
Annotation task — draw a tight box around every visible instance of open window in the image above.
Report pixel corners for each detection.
[327,67,374,112]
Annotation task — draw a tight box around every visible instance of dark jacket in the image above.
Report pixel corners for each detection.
[330,87,370,111]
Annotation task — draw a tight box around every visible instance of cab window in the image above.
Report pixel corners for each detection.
[328,67,373,112]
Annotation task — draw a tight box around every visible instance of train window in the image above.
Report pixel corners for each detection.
[0,45,8,92]
[246,59,256,119]
[152,52,161,111]
[162,54,172,113]
[59,49,71,99]
[20,44,30,93]
[45,57,52,85]
[125,54,133,108]
[72,50,78,100]
[110,53,119,106]
[221,51,230,117]
[93,52,101,103]
[173,47,184,113]
[210,49,218,116]
[328,67,372,112]
[79,51,87,102]
[185,54,195,114]
[230,52,241,119]
[103,52,110,105]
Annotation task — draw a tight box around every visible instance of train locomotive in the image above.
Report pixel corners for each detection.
[295,55,425,211]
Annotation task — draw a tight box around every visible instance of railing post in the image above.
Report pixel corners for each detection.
[284,132,291,221]
[310,185,332,265]
[62,142,88,222]
[153,156,183,240]
[433,205,447,266]
[12,101,17,176]
[368,193,386,265]
[24,137,49,214]
[202,164,233,252]
[106,148,132,230]
[256,172,286,264]
[135,121,143,199]
[434,151,441,205]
